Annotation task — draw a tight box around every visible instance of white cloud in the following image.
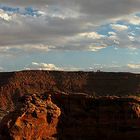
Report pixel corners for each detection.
[79,32,105,39]
[31,62,39,66]
[128,35,135,41]
[108,33,119,44]
[108,32,116,36]
[127,64,140,69]
[0,9,12,21]
[125,15,140,25]
[26,62,123,72]
[25,62,83,71]
[111,24,128,31]
[27,62,63,71]
[88,45,106,52]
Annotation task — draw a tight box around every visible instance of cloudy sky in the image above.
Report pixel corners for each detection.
[0,0,140,72]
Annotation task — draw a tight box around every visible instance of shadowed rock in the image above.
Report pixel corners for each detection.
[53,94,140,140]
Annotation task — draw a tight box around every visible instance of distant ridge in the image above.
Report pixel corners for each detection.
[0,70,140,110]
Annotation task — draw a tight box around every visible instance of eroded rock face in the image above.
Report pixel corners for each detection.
[0,94,61,140]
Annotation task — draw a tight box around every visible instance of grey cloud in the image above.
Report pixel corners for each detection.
[0,0,51,6]
[0,0,140,54]
[1,0,140,17]
[0,8,92,49]
[77,0,140,16]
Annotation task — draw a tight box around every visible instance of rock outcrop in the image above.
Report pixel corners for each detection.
[0,94,61,140]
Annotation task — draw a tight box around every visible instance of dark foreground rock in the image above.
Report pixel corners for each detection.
[54,94,140,140]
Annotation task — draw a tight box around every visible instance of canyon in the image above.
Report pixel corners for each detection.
[0,70,140,139]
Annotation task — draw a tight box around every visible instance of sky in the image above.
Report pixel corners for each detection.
[0,0,140,72]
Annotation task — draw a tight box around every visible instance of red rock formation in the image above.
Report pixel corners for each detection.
[0,94,61,140]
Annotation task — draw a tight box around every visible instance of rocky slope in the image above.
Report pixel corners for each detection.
[0,70,140,110]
